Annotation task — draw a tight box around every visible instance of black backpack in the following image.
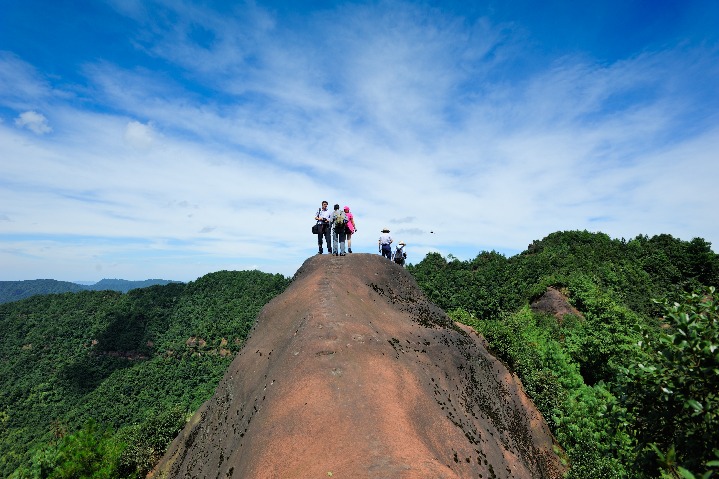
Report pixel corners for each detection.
[394,246,405,264]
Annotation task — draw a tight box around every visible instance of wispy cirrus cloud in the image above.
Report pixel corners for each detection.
[0,0,717,281]
[0,52,54,107]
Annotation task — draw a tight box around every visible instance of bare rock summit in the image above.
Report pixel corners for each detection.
[152,254,566,478]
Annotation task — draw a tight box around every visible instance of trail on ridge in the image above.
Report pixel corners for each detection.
[152,253,565,479]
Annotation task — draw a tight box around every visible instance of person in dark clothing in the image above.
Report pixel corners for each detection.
[314,201,332,254]
[393,242,407,266]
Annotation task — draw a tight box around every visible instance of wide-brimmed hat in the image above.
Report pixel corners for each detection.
[399,242,406,245]
[381,228,390,233]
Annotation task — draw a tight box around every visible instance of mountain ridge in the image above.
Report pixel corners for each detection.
[153,253,565,478]
[0,278,182,304]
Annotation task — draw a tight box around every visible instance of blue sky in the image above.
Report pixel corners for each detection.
[1,0,718,282]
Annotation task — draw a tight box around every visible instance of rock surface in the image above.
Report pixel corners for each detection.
[152,254,566,479]
[530,287,584,321]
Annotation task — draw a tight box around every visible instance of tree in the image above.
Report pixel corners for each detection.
[622,287,719,476]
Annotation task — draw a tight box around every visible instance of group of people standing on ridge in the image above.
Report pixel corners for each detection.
[314,201,356,256]
[314,200,407,265]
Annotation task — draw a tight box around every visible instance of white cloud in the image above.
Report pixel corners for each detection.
[0,52,54,108]
[0,1,717,281]
[124,120,156,149]
[14,110,52,135]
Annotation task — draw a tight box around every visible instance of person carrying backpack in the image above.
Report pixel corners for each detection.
[393,242,407,266]
[331,204,348,256]
[344,206,357,253]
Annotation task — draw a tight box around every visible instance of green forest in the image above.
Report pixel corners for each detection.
[1,230,718,478]
[408,231,719,479]
[0,270,291,478]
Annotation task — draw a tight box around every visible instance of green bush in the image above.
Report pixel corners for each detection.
[451,307,633,477]
[453,276,718,478]
[116,406,188,478]
[620,287,719,476]
[435,231,719,477]
[11,421,124,479]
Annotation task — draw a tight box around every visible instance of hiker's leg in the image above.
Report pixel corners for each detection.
[323,225,331,252]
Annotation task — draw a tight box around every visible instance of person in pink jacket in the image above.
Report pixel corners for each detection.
[344,206,357,253]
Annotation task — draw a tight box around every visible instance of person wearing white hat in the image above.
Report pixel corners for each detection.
[393,241,407,266]
[378,228,393,260]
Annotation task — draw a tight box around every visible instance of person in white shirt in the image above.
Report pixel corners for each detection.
[378,228,393,260]
[314,201,332,254]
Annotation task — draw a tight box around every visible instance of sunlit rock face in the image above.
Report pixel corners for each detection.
[152,254,566,479]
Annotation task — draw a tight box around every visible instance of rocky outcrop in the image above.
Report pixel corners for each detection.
[152,254,565,478]
[530,287,584,321]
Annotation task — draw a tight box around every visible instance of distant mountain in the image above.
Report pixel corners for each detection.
[0,278,182,304]
[84,278,182,293]
[0,279,86,304]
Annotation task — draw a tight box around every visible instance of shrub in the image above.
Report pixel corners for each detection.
[11,421,124,479]
[622,287,719,476]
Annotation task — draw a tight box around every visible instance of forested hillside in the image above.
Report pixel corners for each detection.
[408,231,719,478]
[3,231,717,479]
[0,280,86,304]
[0,270,290,478]
[0,279,181,304]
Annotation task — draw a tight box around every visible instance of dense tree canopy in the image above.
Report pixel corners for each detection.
[409,231,719,478]
[0,270,290,478]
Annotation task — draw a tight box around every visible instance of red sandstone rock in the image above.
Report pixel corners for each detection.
[152,254,566,479]
[530,287,584,321]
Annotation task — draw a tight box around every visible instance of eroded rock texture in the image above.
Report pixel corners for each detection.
[152,254,565,479]
[530,287,584,322]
